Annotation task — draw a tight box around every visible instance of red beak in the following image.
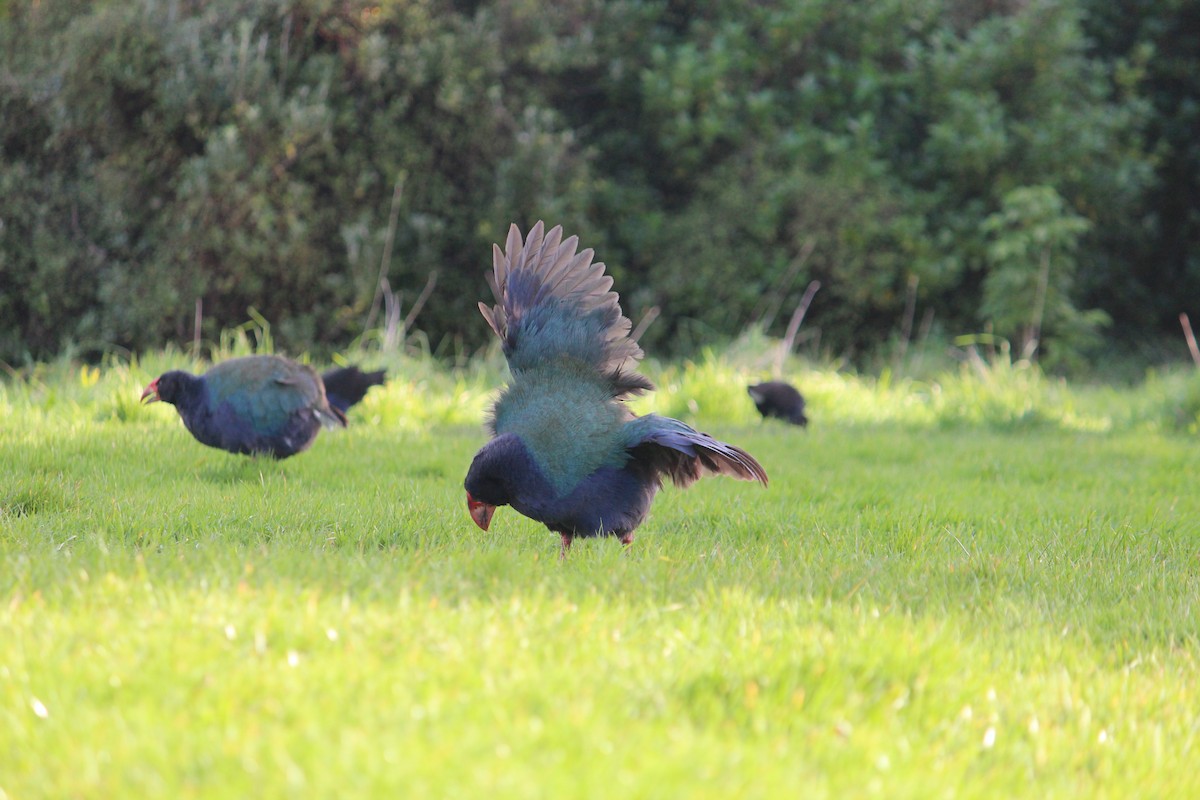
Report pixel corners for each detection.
[467,492,496,531]
[140,379,160,404]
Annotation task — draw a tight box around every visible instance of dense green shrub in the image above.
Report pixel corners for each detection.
[0,0,1185,370]
[0,0,603,360]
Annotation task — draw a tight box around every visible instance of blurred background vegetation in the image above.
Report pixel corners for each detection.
[0,0,1196,375]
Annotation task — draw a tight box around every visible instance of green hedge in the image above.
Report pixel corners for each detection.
[0,0,1188,368]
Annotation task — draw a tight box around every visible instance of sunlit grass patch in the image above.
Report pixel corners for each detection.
[3,329,1197,437]
[3,326,1200,796]
[2,342,1200,796]
[630,335,1193,435]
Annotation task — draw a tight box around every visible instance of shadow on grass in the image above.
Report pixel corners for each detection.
[195,456,290,485]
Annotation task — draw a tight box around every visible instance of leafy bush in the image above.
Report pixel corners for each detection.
[0,0,1179,373]
[980,185,1105,369]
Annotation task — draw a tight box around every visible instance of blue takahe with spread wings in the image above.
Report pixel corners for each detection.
[464,221,768,555]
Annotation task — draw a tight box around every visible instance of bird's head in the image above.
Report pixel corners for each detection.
[464,461,508,532]
[140,371,189,406]
[463,434,534,532]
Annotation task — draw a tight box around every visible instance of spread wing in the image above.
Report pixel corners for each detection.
[479,221,651,397]
[622,414,769,488]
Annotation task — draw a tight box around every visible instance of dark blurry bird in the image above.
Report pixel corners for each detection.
[321,366,387,415]
[140,355,383,458]
[464,221,768,556]
[747,381,808,427]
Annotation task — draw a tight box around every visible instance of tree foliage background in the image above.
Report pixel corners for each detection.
[0,0,1194,369]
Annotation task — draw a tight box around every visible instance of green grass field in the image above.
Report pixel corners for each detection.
[2,350,1199,798]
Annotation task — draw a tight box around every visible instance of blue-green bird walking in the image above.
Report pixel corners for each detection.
[141,355,383,458]
[464,221,768,556]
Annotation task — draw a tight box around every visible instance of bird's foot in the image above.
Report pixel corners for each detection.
[619,532,634,554]
[559,533,573,561]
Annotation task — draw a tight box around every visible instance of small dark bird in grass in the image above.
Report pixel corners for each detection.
[140,355,383,459]
[747,381,808,427]
[464,221,768,557]
[321,366,387,415]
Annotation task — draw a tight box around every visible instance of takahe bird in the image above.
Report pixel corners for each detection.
[747,381,808,427]
[464,221,768,556]
[140,355,380,459]
[321,366,387,415]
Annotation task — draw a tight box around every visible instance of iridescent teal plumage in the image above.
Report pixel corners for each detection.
[204,356,344,434]
[465,221,768,553]
[491,360,630,495]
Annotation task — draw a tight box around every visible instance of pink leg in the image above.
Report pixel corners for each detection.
[559,533,573,561]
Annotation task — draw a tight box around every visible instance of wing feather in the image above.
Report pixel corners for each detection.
[479,221,647,393]
[624,415,769,489]
[541,236,580,289]
[207,355,346,433]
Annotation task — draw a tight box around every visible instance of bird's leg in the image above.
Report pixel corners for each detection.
[619,532,634,554]
[559,533,573,561]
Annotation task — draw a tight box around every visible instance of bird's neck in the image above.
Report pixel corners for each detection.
[171,374,209,418]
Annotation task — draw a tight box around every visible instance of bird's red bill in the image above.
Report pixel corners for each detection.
[467,493,496,531]
[140,379,160,404]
